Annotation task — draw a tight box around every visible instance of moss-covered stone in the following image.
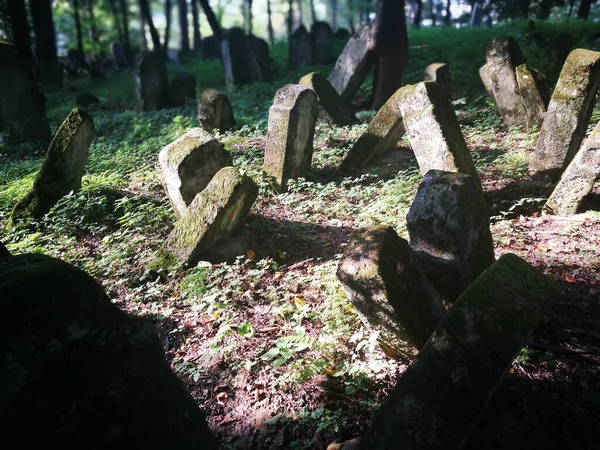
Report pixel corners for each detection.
[424,63,452,99]
[164,167,258,265]
[299,72,356,125]
[337,226,446,360]
[158,128,232,218]
[515,63,546,129]
[8,108,95,228]
[263,84,318,192]
[361,253,561,449]
[197,88,236,132]
[134,51,168,111]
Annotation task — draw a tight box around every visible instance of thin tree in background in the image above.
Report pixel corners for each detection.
[119,0,131,56]
[287,0,294,38]
[29,0,58,62]
[444,0,451,24]
[86,0,99,57]
[347,0,355,32]
[309,0,317,22]
[138,0,161,51]
[190,0,201,51]
[163,0,172,50]
[413,0,422,27]
[71,0,84,54]
[178,0,190,52]
[578,0,593,19]
[568,0,575,16]
[244,0,254,34]
[7,0,34,68]
[198,0,222,39]
[429,0,436,25]
[267,0,275,43]
[107,0,125,48]
[330,0,337,29]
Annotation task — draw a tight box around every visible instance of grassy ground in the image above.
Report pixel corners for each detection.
[2,20,600,449]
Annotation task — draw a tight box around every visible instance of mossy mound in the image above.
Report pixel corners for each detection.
[197,88,236,132]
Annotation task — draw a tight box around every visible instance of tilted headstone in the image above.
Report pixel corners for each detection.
[8,108,95,227]
[111,42,129,68]
[360,253,560,449]
[340,91,406,171]
[0,251,219,449]
[158,128,233,218]
[197,88,236,132]
[248,34,273,82]
[0,43,50,144]
[289,25,313,70]
[337,226,446,360]
[168,72,197,107]
[406,170,495,302]
[545,121,600,216]
[397,82,482,190]
[201,35,221,60]
[299,72,356,126]
[530,49,600,180]
[263,84,318,192]
[328,25,375,101]
[515,63,548,129]
[164,167,259,266]
[221,27,260,89]
[311,21,333,65]
[424,63,452,99]
[134,51,169,111]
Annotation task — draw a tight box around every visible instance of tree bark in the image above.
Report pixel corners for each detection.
[7,0,34,68]
[197,0,222,39]
[119,0,131,57]
[190,0,201,51]
[578,0,592,19]
[86,0,99,57]
[330,0,337,29]
[370,0,408,109]
[71,0,84,55]
[163,0,172,50]
[29,0,58,62]
[178,0,190,52]
[568,0,575,16]
[444,0,451,25]
[287,0,294,38]
[413,0,422,28]
[138,0,161,51]
[107,0,125,48]
[267,0,274,43]
[347,0,355,32]
[310,0,317,22]
[296,0,303,24]
[245,0,254,34]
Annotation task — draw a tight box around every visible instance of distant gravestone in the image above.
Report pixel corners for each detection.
[311,21,333,65]
[221,27,256,89]
[397,82,481,190]
[111,42,129,68]
[67,48,87,70]
[8,109,95,227]
[75,92,100,108]
[530,49,600,180]
[0,43,50,144]
[329,25,374,101]
[201,35,221,60]
[168,72,197,107]
[424,63,452,99]
[299,72,356,126]
[289,25,313,70]
[545,121,600,216]
[134,51,168,111]
[158,128,233,218]
[361,253,560,449]
[248,34,273,81]
[263,84,318,192]
[337,226,446,360]
[164,167,259,266]
[197,89,236,133]
[406,170,495,302]
[334,28,351,40]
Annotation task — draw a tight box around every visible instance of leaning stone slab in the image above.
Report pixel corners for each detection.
[424,63,452,99]
[337,226,446,360]
[531,49,600,180]
[515,63,547,129]
[545,122,600,216]
[339,90,405,171]
[299,72,356,126]
[8,108,95,227]
[263,84,318,192]
[164,167,258,266]
[397,82,481,189]
[197,89,236,132]
[328,25,375,101]
[360,253,561,449]
[134,51,168,111]
[158,128,232,218]
[406,170,495,302]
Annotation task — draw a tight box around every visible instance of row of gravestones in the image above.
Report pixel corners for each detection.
[289,22,335,69]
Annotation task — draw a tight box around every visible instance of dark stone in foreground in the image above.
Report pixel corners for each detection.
[360,253,560,450]
[0,252,218,449]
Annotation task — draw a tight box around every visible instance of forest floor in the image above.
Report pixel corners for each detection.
[1,20,600,450]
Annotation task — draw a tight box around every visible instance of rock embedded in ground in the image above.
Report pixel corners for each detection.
[168,72,197,106]
[424,62,452,99]
[406,170,494,302]
[0,251,218,449]
[134,51,169,111]
[197,88,236,133]
[263,84,318,192]
[397,81,481,190]
[545,121,600,216]
[531,49,600,180]
[299,72,356,126]
[158,128,232,218]
[8,108,95,228]
[164,166,258,265]
[360,253,561,450]
[337,226,446,359]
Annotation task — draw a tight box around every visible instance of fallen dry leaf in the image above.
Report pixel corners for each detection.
[562,274,577,284]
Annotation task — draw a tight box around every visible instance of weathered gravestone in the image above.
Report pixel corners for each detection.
[329,25,375,101]
[8,109,95,228]
[337,226,446,360]
[169,72,197,106]
[164,166,259,266]
[406,170,495,302]
[334,28,351,40]
[111,41,129,68]
[340,89,405,171]
[158,128,233,218]
[515,64,548,128]
[544,121,600,216]
[397,81,482,190]
[289,25,313,70]
[248,34,273,81]
[134,51,169,111]
[360,253,561,449]
[311,21,333,65]
[197,88,236,132]
[424,63,452,99]
[530,49,600,180]
[263,84,318,192]
[221,27,263,89]
[201,35,221,60]
[299,72,356,126]
[0,250,219,450]
[0,43,50,144]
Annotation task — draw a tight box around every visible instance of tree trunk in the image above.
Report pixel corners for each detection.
[119,0,131,57]
[444,0,451,24]
[568,0,575,16]
[429,0,436,25]
[163,0,172,50]
[370,0,408,109]
[190,0,201,51]
[86,0,99,57]
[578,0,592,19]
[267,0,274,43]
[7,0,34,68]
[107,0,125,48]
[287,0,294,38]
[347,0,355,32]
[71,0,84,55]
[296,0,303,24]
[138,0,161,51]
[310,0,317,23]
[245,0,254,34]
[178,0,190,52]
[197,0,222,39]
[330,0,337,29]
[413,0,422,28]
[29,0,58,62]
